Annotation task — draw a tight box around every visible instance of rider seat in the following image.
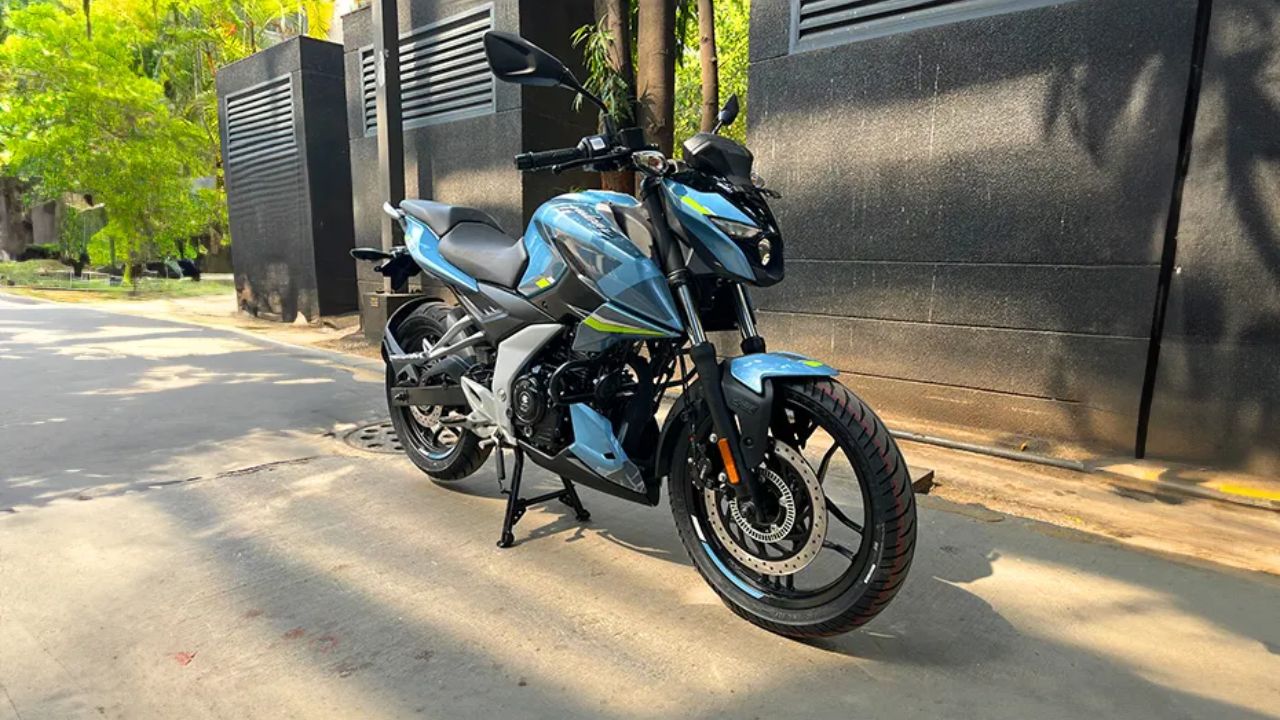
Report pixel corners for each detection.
[400,199,527,288]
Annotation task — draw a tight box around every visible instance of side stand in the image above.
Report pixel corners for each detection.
[497,446,591,548]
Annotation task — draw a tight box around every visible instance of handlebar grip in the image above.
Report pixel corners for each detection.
[515,147,584,171]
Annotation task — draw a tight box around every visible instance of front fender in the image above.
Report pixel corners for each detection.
[725,352,837,394]
[656,352,838,482]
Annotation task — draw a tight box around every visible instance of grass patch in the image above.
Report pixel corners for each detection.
[0,260,232,299]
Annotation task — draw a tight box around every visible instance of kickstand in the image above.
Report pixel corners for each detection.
[497,447,591,549]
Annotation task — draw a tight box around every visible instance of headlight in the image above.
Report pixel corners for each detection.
[709,216,761,241]
[757,238,772,266]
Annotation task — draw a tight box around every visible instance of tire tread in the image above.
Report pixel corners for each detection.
[670,378,917,638]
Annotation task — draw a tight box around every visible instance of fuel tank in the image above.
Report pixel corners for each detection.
[517,191,682,352]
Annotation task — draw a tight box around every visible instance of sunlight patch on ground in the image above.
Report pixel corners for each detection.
[0,417,67,431]
[964,552,1276,716]
[54,336,260,361]
[75,364,287,396]
[0,324,194,347]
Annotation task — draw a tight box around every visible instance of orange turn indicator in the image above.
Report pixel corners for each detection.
[717,438,741,485]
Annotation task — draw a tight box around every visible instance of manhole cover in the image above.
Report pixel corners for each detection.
[344,421,404,454]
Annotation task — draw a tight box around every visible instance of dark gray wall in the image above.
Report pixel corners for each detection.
[748,0,1199,456]
[341,0,597,300]
[217,37,358,322]
[1147,0,1280,475]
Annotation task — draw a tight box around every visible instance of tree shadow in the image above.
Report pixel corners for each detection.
[104,468,1280,719]
[1143,0,1280,474]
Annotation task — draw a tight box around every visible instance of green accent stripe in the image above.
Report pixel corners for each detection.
[680,194,712,215]
[583,315,669,336]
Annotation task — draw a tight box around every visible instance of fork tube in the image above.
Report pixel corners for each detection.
[676,284,707,344]
[641,177,764,504]
[734,284,766,355]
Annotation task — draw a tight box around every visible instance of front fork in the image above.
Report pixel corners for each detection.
[641,178,769,508]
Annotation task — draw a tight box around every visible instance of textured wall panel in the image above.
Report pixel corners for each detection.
[218,37,357,322]
[1146,0,1280,474]
[749,0,1198,454]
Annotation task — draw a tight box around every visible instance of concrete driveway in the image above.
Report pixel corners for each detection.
[1,296,1278,719]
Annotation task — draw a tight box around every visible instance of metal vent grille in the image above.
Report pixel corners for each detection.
[361,5,495,135]
[792,0,1045,52]
[223,75,301,228]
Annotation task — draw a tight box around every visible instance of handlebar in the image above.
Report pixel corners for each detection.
[515,146,586,171]
[514,128,653,174]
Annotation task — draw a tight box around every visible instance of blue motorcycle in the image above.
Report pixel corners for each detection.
[351,32,916,637]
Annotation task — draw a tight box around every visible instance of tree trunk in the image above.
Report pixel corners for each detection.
[597,0,636,195]
[697,0,718,132]
[83,0,91,39]
[636,0,676,155]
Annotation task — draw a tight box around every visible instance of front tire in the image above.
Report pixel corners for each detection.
[386,302,490,482]
[669,378,916,637]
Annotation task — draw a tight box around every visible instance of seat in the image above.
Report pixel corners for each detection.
[400,199,501,237]
[439,221,529,288]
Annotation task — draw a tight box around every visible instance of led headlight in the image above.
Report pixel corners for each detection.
[757,237,772,266]
[709,216,761,241]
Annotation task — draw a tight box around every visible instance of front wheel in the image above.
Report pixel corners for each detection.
[669,378,916,637]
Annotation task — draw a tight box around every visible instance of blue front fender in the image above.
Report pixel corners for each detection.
[727,352,838,394]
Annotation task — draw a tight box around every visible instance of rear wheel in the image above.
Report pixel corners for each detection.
[386,303,490,481]
[669,378,916,637]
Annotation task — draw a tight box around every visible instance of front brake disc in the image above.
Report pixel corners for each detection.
[703,442,828,576]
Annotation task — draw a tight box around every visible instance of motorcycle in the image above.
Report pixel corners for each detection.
[350,31,916,637]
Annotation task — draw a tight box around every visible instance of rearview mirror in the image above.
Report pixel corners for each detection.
[484,31,577,90]
[717,94,740,129]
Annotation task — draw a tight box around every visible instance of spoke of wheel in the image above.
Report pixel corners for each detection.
[424,423,443,447]
[826,497,864,534]
[796,416,818,448]
[823,540,857,560]
[815,444,839,483]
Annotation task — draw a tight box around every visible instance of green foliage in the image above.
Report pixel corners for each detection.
[57,205,82,256]
[1,3,201,280]
[571,19,634,126]
[0,0,331,284]
[570,0,749,157]
[0,259,233,296]
[674,0,748,150]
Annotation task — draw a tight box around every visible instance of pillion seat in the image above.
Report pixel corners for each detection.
[400,199,528,289]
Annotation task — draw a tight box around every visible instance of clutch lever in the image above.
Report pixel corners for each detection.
[551,151,629,175]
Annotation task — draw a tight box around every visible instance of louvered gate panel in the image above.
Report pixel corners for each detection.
[792,0,971,50]
[360,4,495,135]
[224,75,302,238]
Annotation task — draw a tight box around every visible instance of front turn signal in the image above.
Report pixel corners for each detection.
[717,438,741,485]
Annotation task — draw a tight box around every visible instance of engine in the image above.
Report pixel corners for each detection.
[509,341,660,462]
[511,361,568,451]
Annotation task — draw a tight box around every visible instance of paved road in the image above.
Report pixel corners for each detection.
[0,295,385,510]
[2,296,1278,719]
